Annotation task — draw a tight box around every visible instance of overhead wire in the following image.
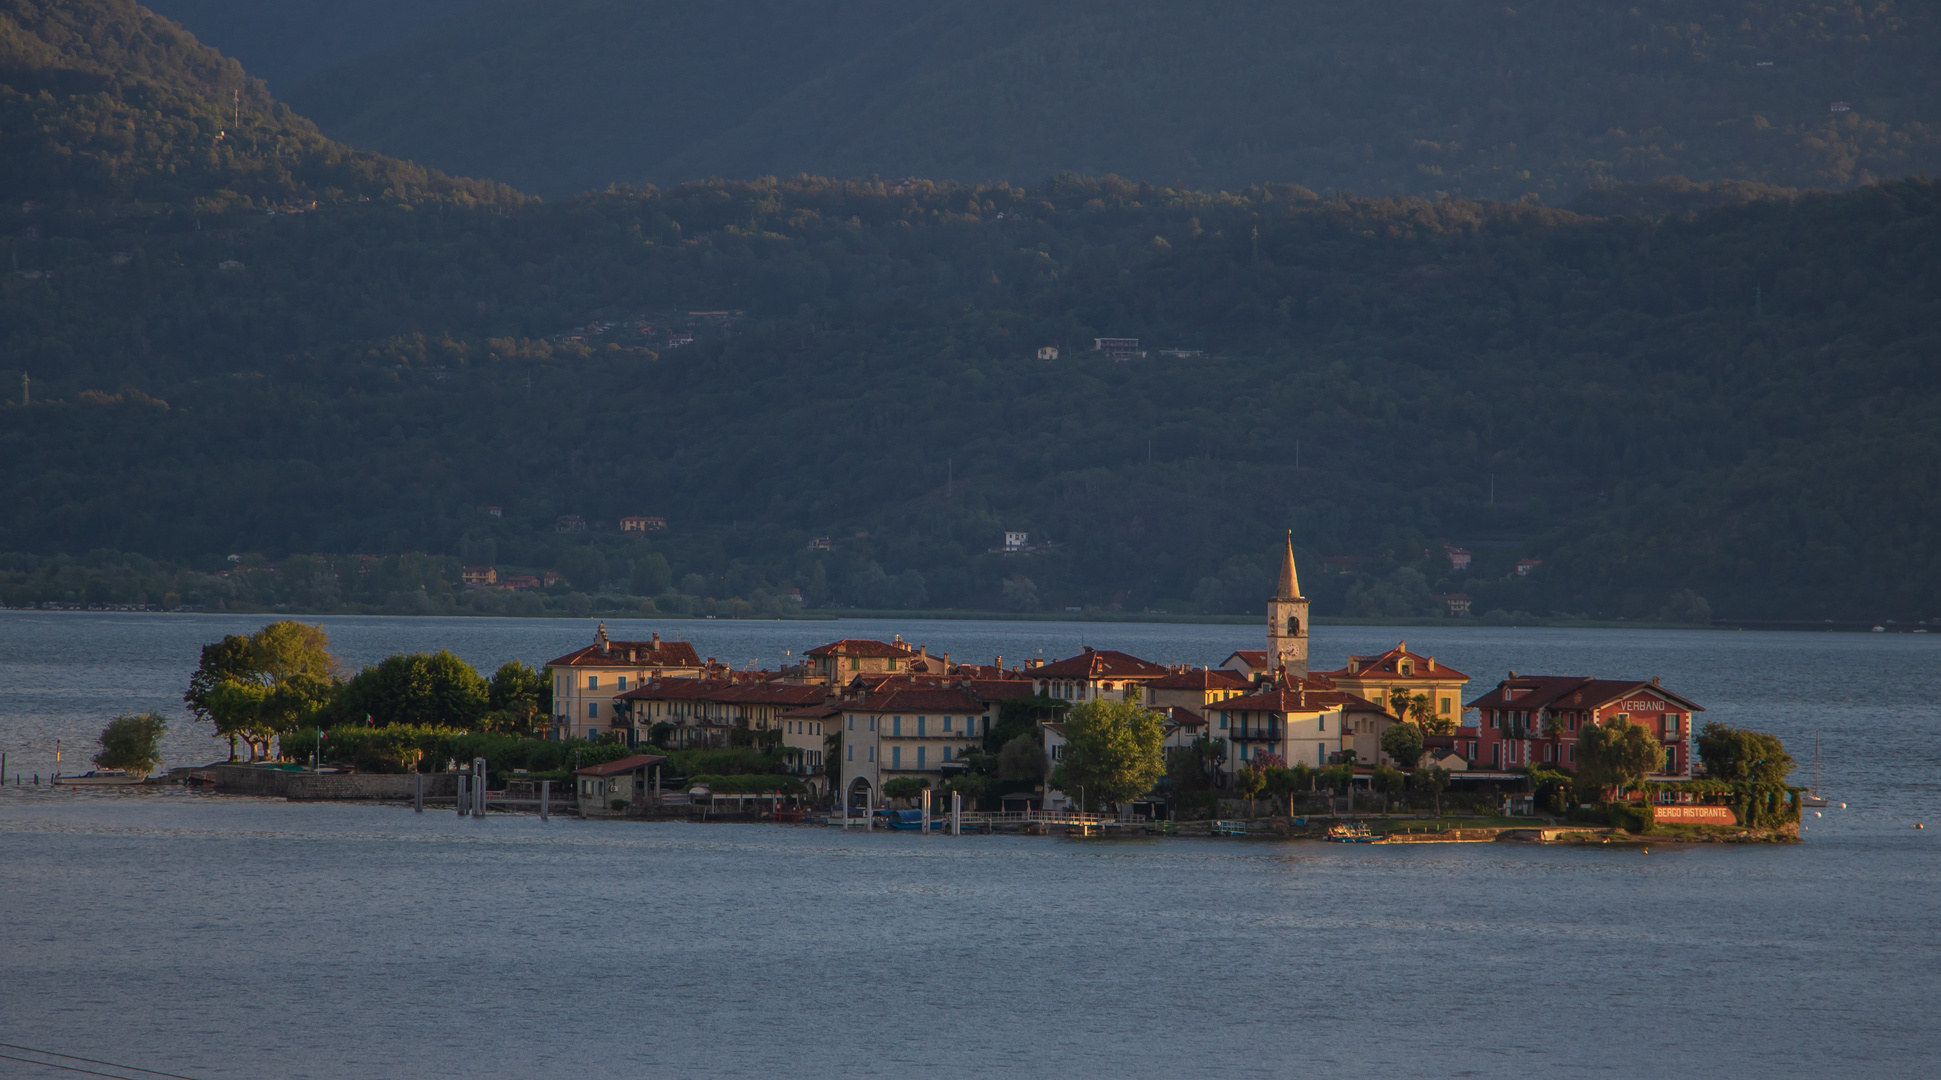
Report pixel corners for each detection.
[0,1042,207,1080]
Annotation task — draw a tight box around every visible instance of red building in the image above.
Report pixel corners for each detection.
[1460,675,1702,777]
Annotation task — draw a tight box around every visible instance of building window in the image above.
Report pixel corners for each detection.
[870,717,876,731]
[587,703,599,718]
[1491,743,1501,767]
[1318,742,1326,764]
[1318,715,1326,732]
[847,745,853,761]
[1441,697,1451,713]
[892,746,901,769]
[1568,746,1575,763]
[1219,713,1228,730]
[848,717,854,731]
[917,716,926,737]
[893,716,902,736]
[587,728,597,740]
[942,715,953,732]
[868,746,874,762]
[587,675,598,690]
[1665,713,1681,735]
[917,747,926,769]
[943,746,953,761]
[851,657,860,671]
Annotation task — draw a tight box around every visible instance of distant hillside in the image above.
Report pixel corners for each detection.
[3,0,1939,626]
[141,0,477,91]
[282,0,1941,200]
[0,0,520,212]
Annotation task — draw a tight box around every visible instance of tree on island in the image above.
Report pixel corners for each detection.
[1696,723,1794,784]
[1389,689,1453,736]
[324,650,490,729]
[185,622,338,760]
[1380,721,1425,769]
[94,712,168,776]
[1233,764,1265,817]
[1412,765,1451,816]
[1575,717,1665,800]
[1049,699,1165,813]
[882,776,930,804]
[485,660,549,736]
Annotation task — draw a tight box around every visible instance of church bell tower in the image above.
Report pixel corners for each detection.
[1267,533,1309,679]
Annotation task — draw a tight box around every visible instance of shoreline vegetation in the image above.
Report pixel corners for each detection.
[0,604,1913,634]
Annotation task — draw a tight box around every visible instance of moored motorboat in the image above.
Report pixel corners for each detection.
[1326,822,1374,843]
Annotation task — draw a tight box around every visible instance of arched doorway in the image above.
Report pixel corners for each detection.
[847,776,874,808]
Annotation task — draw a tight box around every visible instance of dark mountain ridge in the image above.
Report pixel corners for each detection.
[2,0,1937,625]
[264,0,1941,200]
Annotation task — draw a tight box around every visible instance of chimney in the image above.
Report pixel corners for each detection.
[1427,656,1436,672]
[651,632,660,647]
[994,655,1002,669]
[1652,676,1661,686]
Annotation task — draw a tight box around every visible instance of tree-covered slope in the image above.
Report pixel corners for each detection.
[0,0,521,212]
[283,0,1941,200]
[2,0,1938,625]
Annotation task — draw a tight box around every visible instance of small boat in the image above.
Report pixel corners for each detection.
[875,808,931,831]
[54,769,145,787]
[1326,822,1375,843]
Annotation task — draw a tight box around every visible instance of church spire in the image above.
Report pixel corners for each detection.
[1278,532,1302,599]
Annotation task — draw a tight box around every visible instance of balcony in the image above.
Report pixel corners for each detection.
[1228,727,1281,742]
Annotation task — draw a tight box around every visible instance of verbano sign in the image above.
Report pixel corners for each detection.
[1653,805,1736,825]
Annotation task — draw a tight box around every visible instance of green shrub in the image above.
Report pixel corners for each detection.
[688,773,806,795]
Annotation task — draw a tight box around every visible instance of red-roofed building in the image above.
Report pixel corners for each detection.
[1315,642,1471,729]
[545,623,705,740]
[778,703,841,793]
[614,674,812,748]
[1460,675,1702,777]
[1204,674,1390,770]
[461,565,497,587]
[804,637,917,682]
[1026,646,1169,704]
[573,753,666,816]
[835,686,989,804]
[1144,666,1252,715]
[1220,650,1273,680]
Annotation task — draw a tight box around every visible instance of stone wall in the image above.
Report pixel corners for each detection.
[214,765,461,800]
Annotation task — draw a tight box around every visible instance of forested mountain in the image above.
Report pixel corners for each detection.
[268,0,1941,200]
[3,0,1938,625]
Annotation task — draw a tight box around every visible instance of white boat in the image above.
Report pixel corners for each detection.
[53,769,145,787]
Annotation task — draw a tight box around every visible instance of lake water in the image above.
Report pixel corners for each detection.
[1,614,1938,1077]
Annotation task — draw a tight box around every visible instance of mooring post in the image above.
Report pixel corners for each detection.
[921,787,931,835]
[456,772,468,817]
[866,789,874,832]
[951,791,962,836]
[414,771,423,813]
[540,779,550,821]
[475,757,488,817]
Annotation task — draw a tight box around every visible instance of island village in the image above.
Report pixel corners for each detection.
[523,539,1788,838]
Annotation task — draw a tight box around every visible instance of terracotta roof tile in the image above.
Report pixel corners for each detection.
[1316,642,1470,682]
[1030,648,1168,679]
[1147,667,1252,691]
[546,640,704,668]
[805,638,915,658]
[574,753,666,776]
